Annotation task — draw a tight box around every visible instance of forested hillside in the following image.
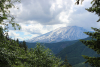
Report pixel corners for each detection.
[55,37,99,67]
[19,40,78,55]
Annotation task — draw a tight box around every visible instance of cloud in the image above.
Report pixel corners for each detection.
[1,0,100,41]
[66,0,100,31]
[9,0,74,25]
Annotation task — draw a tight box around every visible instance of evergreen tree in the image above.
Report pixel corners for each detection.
[0,26,5,42]
[60,55,72,67]
[16,38,19,45]
[19,42,23,48]
[22,40,27,52]
[79,28,100,67]
[0,27,25,67]
[75,0,100,67]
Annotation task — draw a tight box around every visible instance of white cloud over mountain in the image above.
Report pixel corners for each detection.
[1,0,100,41]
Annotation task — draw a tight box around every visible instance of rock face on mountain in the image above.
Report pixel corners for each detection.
[25,26,91,43]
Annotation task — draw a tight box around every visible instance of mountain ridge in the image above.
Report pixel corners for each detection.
[25,26,93,43]
[55,37,99,67]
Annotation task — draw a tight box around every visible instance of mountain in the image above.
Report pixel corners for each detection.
[55,37,99,67]
[25,26,92,43]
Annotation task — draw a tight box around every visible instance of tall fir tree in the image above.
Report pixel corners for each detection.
[75,0,100,67]
[19,42,23,48]
[79,28,100,67]
[16,38,19,45]
[0,27,5,42]
[22,40,27,52]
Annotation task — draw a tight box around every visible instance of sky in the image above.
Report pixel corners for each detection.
[1,0,100,41]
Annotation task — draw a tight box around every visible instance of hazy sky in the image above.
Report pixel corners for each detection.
[1,0,100,41]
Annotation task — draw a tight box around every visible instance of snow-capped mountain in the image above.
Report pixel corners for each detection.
[25,26,92,43]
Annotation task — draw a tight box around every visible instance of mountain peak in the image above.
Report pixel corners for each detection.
[25,26,90,43]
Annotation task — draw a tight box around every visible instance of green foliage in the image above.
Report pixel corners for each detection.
[75,0,100,66]
[26,40,78,55]
[55,37,99,66]
[0,27,22,66]
[79,27,100,67]
[85,0,100,22]
[16,38,19,44]
[73,62,91,67]
[25,43,63,67]
[0,0,64,67]
[0,26,64,67]
[82,55,100,67]
[0,27,26,67]
[22,40,27,52]
[60,55,72,67]
[0,0,21,37]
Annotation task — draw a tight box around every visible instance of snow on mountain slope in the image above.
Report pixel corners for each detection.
[25,26,91,43]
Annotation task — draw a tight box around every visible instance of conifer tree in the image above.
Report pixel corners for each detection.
[0,26,5,42]
[19,42,23,48]
[16,38,19,45]
[61,55,72,67]
[22,40,27,52]
[75,0,100,67]
[79,28,100,67]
